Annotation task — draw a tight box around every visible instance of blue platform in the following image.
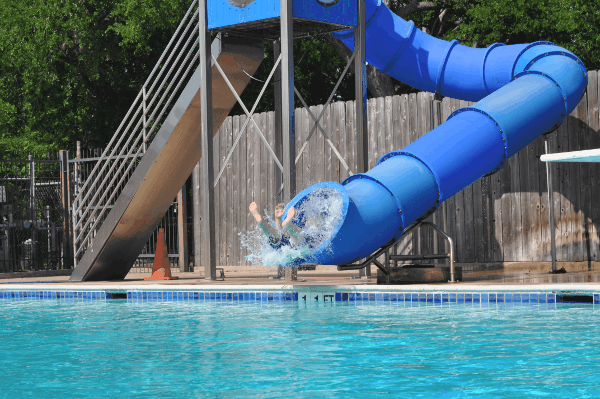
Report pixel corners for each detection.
[208,0,357,31]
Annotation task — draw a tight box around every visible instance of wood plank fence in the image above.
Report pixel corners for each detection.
[195,70,600,266]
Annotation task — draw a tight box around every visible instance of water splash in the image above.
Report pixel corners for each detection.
[240,187,344,267]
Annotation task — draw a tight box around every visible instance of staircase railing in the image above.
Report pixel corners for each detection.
[72,0,201,267]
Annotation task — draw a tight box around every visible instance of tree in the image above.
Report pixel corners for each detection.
[1,0,598,152]
[0,0,193,153]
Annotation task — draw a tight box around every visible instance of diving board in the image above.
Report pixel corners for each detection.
[541,149,600,163]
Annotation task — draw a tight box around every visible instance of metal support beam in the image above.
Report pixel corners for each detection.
[274,40,284,204]
[355,0,370,278]
[199,0,216,280]
[59,150,73,269]
[545,139,557,273]
[192,162,202,273]
[29,155,38,271]
[177,182,189,272]
[280,0,296,202]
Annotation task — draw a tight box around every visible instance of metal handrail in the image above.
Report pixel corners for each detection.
[337,221,457,283]
[74,0,198,202]
[74,45,202,251]
[72,0,201,265]
[74,21,199,223]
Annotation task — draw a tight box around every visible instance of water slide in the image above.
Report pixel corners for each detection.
[284,0,588,266]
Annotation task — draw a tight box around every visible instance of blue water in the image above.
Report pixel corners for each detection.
[1,300,599,398]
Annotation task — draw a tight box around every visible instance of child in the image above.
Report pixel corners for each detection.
[249,202,303,248]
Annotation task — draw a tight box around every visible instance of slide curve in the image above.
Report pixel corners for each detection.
[283,0,588,266]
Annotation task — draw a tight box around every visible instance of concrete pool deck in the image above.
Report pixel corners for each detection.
[2,263,600,294]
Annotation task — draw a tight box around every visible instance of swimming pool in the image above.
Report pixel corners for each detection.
[1,291,599,397]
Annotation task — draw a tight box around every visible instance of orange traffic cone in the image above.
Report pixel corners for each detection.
[145,228,178,280]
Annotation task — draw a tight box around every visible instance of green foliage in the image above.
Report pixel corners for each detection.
[0,0,192,154]
[442,0,600,70]
[0,0,597,153]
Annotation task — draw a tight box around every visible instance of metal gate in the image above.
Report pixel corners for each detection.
[0,152,69,273]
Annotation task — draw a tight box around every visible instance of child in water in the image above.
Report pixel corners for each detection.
[249,202,303,249]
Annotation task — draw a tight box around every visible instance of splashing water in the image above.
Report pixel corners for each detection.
[240,187,345,267]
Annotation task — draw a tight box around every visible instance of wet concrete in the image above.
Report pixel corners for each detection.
[1,263,600,289]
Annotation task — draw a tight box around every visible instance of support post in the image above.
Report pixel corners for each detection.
[545,139,557,273]
[59,150,73,269]
[73,144,80,267]
[199,0,216,280]
[274,40,286,279]
[192,162,202,273]
[76,141,81,197]
[273,40,284,205]
[177,183,189,272]
[280,0,296,203]
[45,205,51,267]
[29,155,37,271]
[142,87,148,153]
[355,0,370,278]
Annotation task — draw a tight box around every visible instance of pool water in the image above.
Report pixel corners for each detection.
[1,300,599,398]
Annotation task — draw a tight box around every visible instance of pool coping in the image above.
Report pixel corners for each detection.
[2,283,600,294]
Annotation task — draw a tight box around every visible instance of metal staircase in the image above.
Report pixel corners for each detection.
[69,0,264,281]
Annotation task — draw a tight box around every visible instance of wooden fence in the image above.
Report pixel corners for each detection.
[196,70,600,266]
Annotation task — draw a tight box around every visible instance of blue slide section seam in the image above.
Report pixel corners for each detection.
[434,39,460,96]
[447,107,508,173]
[342,174,406,230]
[515,51,587,126]
[381,21,416,75]
[376,150,443,205]
[365,0,383,29]
[331,0,382,40]
[482,43,506,95]
[510,41,556,78]
[513,70,569,126]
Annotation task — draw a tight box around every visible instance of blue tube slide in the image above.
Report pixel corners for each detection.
[283,0,588,266]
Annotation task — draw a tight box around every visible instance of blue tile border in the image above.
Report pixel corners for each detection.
[0,291,105,301]
[332,292,565,306]
[126,290,300,303]
[1,290,597,306]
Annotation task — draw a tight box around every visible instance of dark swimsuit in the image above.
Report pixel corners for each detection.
[269,235,291,250]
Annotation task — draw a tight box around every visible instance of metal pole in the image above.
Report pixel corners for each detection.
[46,205,51,267]
[199,0,216,280]
[76,141,81,197]
[192,162,202,273]
[143,87,148,153]
[177,183,189,272]
[280,0,296,203]
[59,150,73,269]
[6,207,13,271]
[545,139,557,273]
[29,155,37,271]
[355,0,370,278]
[273,39,284,205]
[273,39,286,279]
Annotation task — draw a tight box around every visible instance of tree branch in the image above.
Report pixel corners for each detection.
[397,1,438,19]
[325,35,397,98]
